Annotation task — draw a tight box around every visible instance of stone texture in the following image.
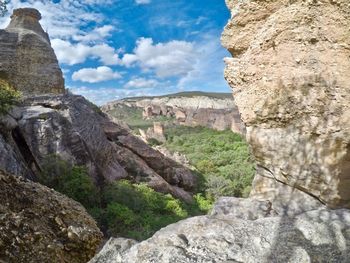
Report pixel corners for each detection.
[222,0,350,208]
[0,94,196,202]
[0,8,64,95]
[91,207,350,263]
[0,169,102,263]
[89,238,138,263]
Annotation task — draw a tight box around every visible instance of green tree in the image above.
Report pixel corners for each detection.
[0,84,21,115]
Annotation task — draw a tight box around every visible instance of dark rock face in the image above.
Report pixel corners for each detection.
[0,169,102,263]
[0,8,64,95]
[0,94,197,202]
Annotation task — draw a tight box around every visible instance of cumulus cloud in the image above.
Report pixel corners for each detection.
[124,78,159,89]
[73,25,116,43]
[69,86,159,106]
[0,0,113,39]
[72,66,122,83]
[135,0,151,5]
[52,39,121,65]
[120,38,198,78]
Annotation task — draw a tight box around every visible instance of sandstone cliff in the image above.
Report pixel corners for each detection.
[222,0,350,208]
[102,92,245,134]
[0,169,102,263]
[0,8,64,95]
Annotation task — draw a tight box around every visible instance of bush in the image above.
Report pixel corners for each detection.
[164,126,255,200]
[0,84,21,115]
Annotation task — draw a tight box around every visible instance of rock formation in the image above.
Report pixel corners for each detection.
[91,0,350,262]
[0,94,196,202]
[102,92,245,134]
[0,169,102,263]
[222,0,350,208]
[0,8,64,95]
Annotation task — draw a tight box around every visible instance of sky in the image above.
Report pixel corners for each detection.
[1,0,232,105]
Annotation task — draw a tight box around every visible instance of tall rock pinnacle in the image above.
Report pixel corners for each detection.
[0,8,65,95]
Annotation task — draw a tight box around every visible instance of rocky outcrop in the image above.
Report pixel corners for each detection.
[102,92,245,134]
[0,169,102,263]
[223,0,350,208]
[90,197,350,263]
[0,8,64,95]
[0,94,196,202]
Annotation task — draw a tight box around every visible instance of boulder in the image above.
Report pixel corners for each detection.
[223,0,350,208]
[0,8,64,95]
[91,205,350,263]
[0,169,102,263]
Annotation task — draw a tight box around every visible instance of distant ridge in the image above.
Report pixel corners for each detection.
[122,91,233,101]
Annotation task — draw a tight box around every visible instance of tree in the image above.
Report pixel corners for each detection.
[0,0,9,17]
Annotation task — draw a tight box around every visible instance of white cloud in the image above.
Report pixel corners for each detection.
[0,0,113,39]
[120,38,198,78]
[124,78,159,89]
[135,0,151,4]
[73,25,116,43]
[52,39,121,65]
[72,66,122,83]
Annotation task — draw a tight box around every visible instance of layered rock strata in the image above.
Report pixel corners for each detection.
[0,8,64,95]
[223,0,350,208]
[102,93,245,134]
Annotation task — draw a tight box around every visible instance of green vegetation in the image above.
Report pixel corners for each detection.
[0,84,21,115]
[164,126,255,199]
[108,105,173,131]
[39,155,208,241]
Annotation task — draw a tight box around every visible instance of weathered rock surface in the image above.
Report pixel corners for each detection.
[223,0,350,208]
[102,92,245,134]
[90,200,350,263]
[0,8,64,95]
[0,169,102,263]
[0,94,196,202]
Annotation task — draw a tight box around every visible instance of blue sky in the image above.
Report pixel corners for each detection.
[1,0,231,105]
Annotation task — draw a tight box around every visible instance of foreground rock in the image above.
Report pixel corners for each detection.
[223,0,350,208]
[0,94,196,202]
[0,169,102,263]
[0,8,64,95]
[90,196,350,263]
[102,92,245,134]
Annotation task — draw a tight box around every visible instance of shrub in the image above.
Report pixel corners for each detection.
[0,84,21,115]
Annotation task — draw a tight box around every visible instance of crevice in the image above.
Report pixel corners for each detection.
[11,127,41,176]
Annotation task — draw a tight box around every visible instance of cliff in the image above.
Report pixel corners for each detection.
[222,0,350,208]
[92,0,350,262]
[0,8,64,95]
[102,92,245,134]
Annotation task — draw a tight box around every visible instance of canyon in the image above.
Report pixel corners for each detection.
[0,0,350,262]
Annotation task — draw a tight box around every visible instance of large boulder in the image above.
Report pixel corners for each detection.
[222,0,350,208]
[0,8,64,95]
[0,169,102,263]
[89,199,350,263]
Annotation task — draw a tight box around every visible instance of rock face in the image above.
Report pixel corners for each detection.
[0,169,102,263]
[90,198,350,263]
[0,94,196,202]
[0,8,64,95]
[223,0,350,208]
[102,92,245,134]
